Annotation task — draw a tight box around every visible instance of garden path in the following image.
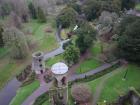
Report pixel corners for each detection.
[43,26,70,60]
[68,60,119,82]
[22,75,52,105]
[21,26,120,105]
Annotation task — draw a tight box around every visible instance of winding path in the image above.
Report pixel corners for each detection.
[43,27,70,60]
[22,27,70,105]
[21,27,120,105]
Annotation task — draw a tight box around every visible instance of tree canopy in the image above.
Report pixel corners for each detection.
[76,22,96,53]
[56,7,77,28]
[3,27,29,59]
[118,16,140,62]
[63,45,80,66]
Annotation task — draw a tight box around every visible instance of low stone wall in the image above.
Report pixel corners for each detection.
[113,89,140,105]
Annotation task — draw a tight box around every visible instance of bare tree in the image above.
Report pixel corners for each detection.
[2,27,29,59]
[71,84,93,104]
[7,11,22,29]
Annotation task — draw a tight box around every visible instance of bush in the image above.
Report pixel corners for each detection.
[56,7,77,28]
[33,92,49,105]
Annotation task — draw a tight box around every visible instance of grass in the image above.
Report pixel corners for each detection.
[23,19,59,52]
[76,58,101,74]
[90,40,109,56]
[0,63,16,88]
[88,64,140,103]
[0,48,8,58]
[135,3,140,10]
[90,41,102,56]
[45,54,63,67]
[10,80,40,105]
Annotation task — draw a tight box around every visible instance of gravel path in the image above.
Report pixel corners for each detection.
[68,60,119,82]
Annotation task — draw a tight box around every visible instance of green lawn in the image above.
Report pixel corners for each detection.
[10,80,40,105]
[45,54,63,67]
[88,64,140,103]
[76,58,101,74]
[90,41,102,56]
[23,20,59,52]
[90,41,109,56]
[135,3,140,10]
[0,63,17,89]
[0,48,8,58]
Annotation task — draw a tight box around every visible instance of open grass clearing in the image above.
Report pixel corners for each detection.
[10,80,40,105]
[45,54,64,67]
[135,3,140,10]
[76,57,102,74]
[88,64,140,103]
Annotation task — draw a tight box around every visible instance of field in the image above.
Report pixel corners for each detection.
[10,81,40,105]
[76,57,101,74]
[88,64,140,103]
[135,3,140,10]
[45,54,63,67]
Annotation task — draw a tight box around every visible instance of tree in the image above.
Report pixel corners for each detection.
[82,0,100,21]
[56,7,78,28]
[3,27,29,59]
[0,2,12,18]
[37,7,46,23]
[63,45,80,66]
[71,84,93,104]
[76,22,96,53]
[121,0,135,10]
[28,2,37,19]
[117,15,139,36]
[0,24,4,47]
[8,0,29,22]
[118,18,140,62]
[8,12,22,29]
[68,2,81,14]
[100,0,121,13]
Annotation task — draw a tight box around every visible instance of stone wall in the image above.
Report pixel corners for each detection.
[114,89,140,105]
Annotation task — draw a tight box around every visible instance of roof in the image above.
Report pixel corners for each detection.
[51,62,68,75]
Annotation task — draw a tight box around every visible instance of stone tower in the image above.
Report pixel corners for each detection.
[49,62,69,105]
[32,51,45,74]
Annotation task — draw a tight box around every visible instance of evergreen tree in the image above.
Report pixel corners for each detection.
[118,18,140,62]
[121,0,135,10]
[56,7,77,28]
[76,22,96,53]
[28,2,37,19]
[37,7,46,23]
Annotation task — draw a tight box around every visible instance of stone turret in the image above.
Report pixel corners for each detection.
[49,62,69,105]
[32,51,45,74]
